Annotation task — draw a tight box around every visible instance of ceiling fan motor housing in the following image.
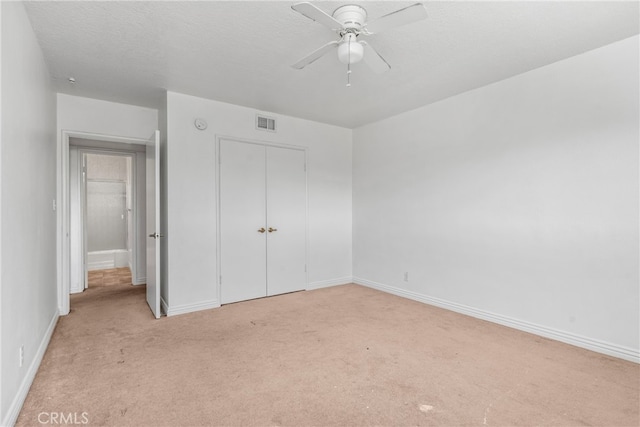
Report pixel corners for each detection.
[332,4,367,30]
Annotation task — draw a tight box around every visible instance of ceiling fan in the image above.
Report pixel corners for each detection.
[291,2,428,86]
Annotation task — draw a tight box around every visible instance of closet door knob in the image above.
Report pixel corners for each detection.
[268,227,278,233]
[257,227,266,233]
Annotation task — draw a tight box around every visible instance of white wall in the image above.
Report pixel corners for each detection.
[164,92,352,314]
[353,35,639,362]
[1,2,58,425]
[57,94,158,140]
[57,95,158,309]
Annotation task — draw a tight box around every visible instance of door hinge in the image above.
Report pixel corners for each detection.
[219,275,222,285]
[304,264,307,272]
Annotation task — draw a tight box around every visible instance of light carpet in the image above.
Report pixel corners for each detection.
[17,282,639,426]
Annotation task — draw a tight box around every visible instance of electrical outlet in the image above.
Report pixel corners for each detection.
[403,272,409,282]
[19,345,24,367]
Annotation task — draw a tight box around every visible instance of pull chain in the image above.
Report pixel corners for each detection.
[346,35,352,87]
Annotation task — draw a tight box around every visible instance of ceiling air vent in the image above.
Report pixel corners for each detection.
[256,114,276,132]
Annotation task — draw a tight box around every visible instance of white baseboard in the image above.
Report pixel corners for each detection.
[165,299,220,317]
[87,260,113,271]
[87,250,129,271]
[3,310,59,427]
[132,276,146,286]
[354,277,639,364]
[306,276,353,290]
[161,297,169,316]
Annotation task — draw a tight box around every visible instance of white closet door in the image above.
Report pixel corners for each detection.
[219,140,267,304]
[266,147,307,296]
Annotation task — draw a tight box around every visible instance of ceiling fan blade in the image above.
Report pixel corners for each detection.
[361,41,391,74]
[291,40,340,69]
[291,2,344,31]
[363,3,427,35]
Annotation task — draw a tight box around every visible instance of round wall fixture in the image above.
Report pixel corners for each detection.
[194,118,208,130]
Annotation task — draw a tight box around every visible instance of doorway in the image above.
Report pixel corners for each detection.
[84,152,132,288]
[68,138,147,295]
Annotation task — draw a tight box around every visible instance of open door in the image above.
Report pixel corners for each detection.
[146,130,161,318]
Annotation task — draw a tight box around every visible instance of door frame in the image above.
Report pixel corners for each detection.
[58,130,148,315]
[215,135,309,305]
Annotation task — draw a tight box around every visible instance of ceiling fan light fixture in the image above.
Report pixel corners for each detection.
[337,34,363,64]
[291,2,427,76]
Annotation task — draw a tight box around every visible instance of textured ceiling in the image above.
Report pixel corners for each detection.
[23,1,639,128]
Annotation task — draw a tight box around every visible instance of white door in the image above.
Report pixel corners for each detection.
[266,147,307,296]
[219,140,267,304]
[219,139,307,304]
[146,130,161,318]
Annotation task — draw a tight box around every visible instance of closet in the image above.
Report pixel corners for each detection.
[218,138,307,304]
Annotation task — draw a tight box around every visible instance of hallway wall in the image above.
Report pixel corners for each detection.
[1,3,58,425]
